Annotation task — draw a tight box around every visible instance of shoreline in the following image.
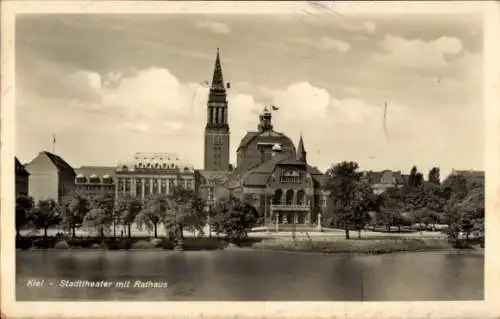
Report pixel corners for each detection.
[15,247,484,256]
[16,238,484,256]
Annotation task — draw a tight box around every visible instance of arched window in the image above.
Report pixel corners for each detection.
[296,189,305,205]
[273,189,283,205]
[163,163,167,169]
[285,189,294,205]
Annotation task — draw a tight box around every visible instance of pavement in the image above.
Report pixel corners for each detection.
[19,224,447,240]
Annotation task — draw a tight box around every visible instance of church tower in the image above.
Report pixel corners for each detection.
[204,48,230,171]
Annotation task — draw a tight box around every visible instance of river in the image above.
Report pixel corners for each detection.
[16,250,483,301]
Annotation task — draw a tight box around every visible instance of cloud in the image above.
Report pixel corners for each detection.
[116,123,150,132]
[373,35,465,69]
[195,21,230,34]
[363,21,376,34]
[317,36,351,52]
[18,62,481,176]
[291,36,351,53]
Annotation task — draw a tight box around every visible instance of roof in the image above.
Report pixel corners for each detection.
[236,130,296,153]
[242,155,326,187]
[39,151,76,177]
[15,157,29,176]
[448,169,485,186]
[363,170,405,185]
[74,166,117,179]
[237,132,259,151]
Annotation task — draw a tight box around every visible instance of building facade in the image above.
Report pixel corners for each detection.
[25,151,76,203]
[204,48,230,172]
[446,169,485,188]
[74,166,116,199]
[15,157,29,197]
[115,152,196,200]
[362,170,406,194]
[221,108,329,227]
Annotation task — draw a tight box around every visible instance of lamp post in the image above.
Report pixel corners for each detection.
[265,186,273,233]
[204,204,212,238]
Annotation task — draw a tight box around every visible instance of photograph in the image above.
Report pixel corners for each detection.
[2,0,499,318]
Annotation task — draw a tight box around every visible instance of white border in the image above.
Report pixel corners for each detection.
[2,1,499,318]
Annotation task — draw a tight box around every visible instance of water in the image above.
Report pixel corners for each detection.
[16,250,484,301]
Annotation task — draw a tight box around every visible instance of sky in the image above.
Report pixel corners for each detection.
[15,9,484,178]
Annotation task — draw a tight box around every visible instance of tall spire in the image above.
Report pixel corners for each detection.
[297,132,307,163]
[211,48,225,89]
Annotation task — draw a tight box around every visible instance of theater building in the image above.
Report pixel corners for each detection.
[115,152,196,200]
[224,108,329,227]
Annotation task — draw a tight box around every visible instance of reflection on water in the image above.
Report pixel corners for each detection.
[16,250,483,301]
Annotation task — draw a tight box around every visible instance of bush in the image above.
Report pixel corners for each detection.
[32,237,58,249]
[16,237,32,250]
[132,240,155,249]
[104,238,133,250]
[67,238,100,248]
[158,238,175,250]
[183,237,226,251]
[91,243,102,249]
[54,240,69,249]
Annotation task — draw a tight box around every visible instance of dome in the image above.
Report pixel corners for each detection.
[272,143,282,151]
[76,174,85,178]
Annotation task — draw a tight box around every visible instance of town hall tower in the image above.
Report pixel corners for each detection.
[204,48,230,171]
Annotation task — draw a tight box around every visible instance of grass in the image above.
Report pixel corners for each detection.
[16,236,227,251]
[250,237,462,255]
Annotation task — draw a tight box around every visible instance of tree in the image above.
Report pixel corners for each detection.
[408,166,423,187]
[115,194,142,238]
[60,191,90,238]
[428,167,441,184]
[135,194,168,238]
[456,186,484,244]
[211,195,260,242]
[165,186,206,241]
[442,174,469,201]
[379,187,405,231]
[16,195,34,239]
[83,194,114,240]
[325,161,374,239]
[31,199,60,239]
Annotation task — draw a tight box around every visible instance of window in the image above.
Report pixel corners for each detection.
[214,135,222,145]
[253,194,260,207]
[186,180,193,190]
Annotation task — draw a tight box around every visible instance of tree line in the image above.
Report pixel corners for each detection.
[16,185,261,245]
[324,162,484,245]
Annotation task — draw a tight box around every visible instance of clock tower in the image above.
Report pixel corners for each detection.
[204,48,230,171]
